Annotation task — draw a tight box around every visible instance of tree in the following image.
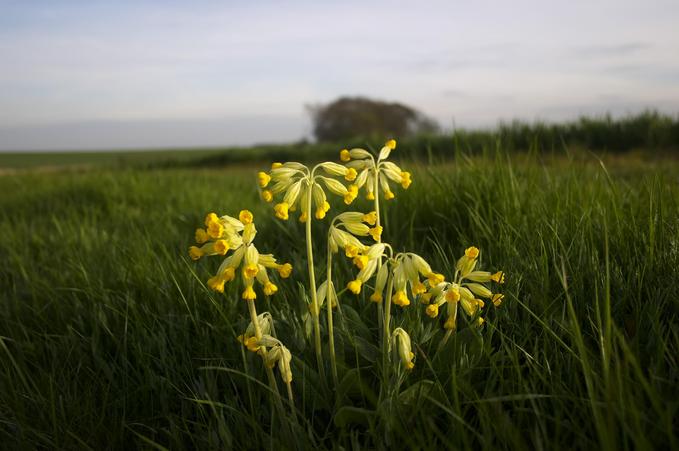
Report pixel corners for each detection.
[307,96,438,142]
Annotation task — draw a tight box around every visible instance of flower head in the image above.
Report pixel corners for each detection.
[277,262,293,278]
[274,203,289,220]
[425,303,439,318]
[369,225,383,241]
[345,242,387,297]
[195,228,209,244]
[392,290,410,307]
[338,139,413,203]
[258,161,360,221]
[261,190,273,203]
[257,172,271,188]
[239,210,254,225]
[189,210,291,302]
[347,279,362,294]
[424,247,505,332]
[465,246,479,259]
[456,245,480,277]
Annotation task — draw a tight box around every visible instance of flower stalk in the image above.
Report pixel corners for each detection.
[305,181,325,379]
[326,242,339,388]
[246,298,285,408]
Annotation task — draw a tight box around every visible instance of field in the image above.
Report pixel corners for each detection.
[1,149,678,449]
[0,148,229,171]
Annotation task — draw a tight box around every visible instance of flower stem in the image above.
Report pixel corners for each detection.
[373,169,384,338]
[326,243,339,388]
[246,299,284,414]
[373,168,381,233]
[305,184,325,379]
[382,269,394,386]
[286,381,295,411]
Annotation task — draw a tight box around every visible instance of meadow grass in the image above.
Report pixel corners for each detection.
[0,153,677,449]
[0,148,229,170]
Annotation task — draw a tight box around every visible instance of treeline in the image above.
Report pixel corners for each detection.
[416,110,679,157]
[172,110,679,168]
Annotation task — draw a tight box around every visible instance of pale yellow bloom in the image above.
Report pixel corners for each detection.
[425,303,439,318]
[190,211,290,302]
[337,139,413,203]
[491,271,505,284]
[392,327,415,370]
[392,290,410,307]
[195,228,209,244]
[274,202,289,220]
[258,172,271,188]
[347,279,362,294]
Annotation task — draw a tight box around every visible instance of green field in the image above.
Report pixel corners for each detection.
[1,152,677,449]
[0,148,230,170]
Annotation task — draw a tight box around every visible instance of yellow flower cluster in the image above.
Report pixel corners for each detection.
[328,211,381,255]
[339,139,412,201]
[420,246,505,330]
[345,243,387,295]
[188,210,292,300]
[256,161,359,222]
[390,253,445,307]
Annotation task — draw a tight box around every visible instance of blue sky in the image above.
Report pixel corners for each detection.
[1,0,678,150]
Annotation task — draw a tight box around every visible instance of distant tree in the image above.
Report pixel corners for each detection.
[307,96,439,142]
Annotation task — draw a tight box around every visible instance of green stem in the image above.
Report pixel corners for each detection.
[382,269,394,387]
[286,381,295,412]
[305,183,325,379]
[373,168,381,233]
[373,168,384,337]
[326,243,339,388]
[246,299,284,414]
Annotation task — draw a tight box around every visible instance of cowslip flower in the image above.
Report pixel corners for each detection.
[259,335,294,384]
[188,210,292,300]
[339,139,412,201]
[237,312,273,353]
[328,211,381,255]
[456,246,480,278]
[423,246,505,331]
[346,243,387,295]
[392,327,415,370]
[458,246,505,306]
[257,161,358,222]
[390,253,444,307]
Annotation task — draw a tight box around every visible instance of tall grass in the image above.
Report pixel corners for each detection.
[0,153,677,449]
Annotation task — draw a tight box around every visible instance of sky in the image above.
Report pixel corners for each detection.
[1,0,678,151]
